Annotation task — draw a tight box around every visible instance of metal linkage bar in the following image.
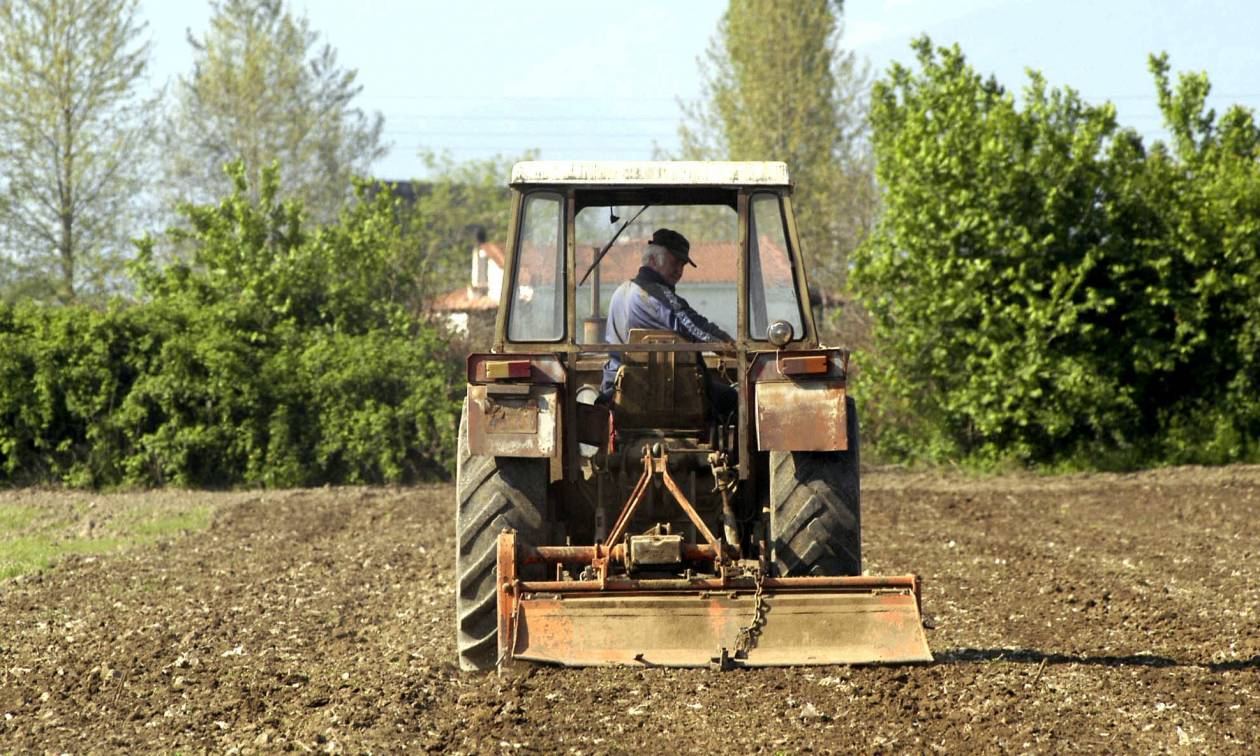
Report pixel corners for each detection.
[522,543,728,565]
[497,531,520,665]
[602,448,654,550]
[601,445,723,555]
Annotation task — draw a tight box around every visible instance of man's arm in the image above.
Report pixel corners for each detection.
[663,288,732,342]
[636,281,733,342]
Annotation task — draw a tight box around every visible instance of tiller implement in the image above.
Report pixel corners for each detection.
[454,161,933,670]
[495,446,931,668]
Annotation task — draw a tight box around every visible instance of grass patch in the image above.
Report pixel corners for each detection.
[109,505,212,539]
[0,499,213,581]
[0,503,41,531]
[0,535,126,581]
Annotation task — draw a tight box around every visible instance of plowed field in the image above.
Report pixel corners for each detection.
[2,467,1257,753]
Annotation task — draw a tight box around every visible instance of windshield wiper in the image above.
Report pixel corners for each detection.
[578,204,649,286]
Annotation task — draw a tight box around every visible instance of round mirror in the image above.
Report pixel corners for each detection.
[766,319,794,347]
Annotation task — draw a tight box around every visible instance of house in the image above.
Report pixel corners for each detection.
[432,228,505,338]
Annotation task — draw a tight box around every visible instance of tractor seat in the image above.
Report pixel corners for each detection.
[611,329,707,433]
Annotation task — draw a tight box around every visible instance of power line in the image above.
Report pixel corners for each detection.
[385,131,673,139]
[377,114,682,123]
[360,94,685,103]
[1093,92,1260,101]
[359,91,1260,103]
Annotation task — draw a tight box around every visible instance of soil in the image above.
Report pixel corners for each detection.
[1,467,1257,753]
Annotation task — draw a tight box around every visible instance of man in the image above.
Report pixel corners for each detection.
[600,228,736,412]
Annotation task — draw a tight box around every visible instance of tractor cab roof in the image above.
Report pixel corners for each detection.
[509,160,791,187]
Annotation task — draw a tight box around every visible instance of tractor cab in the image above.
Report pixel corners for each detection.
[484,162,823,471]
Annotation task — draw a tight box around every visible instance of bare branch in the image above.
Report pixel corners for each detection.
[0,0,155,302]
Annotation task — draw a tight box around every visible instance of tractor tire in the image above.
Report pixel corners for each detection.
[768,396,861,577]
[454,400,547,671]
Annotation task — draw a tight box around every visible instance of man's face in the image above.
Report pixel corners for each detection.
[660,252,686,285]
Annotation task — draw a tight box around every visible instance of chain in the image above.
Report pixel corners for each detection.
[734,567,767,657]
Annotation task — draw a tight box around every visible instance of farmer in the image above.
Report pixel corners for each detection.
[599,228,736,413]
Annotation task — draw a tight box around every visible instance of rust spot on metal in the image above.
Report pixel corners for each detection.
[467,384,557,457]
[484,399,539,434]
[754,380,848,452]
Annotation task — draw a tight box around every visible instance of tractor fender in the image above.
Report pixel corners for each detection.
[751,350,850,452]
[466,383,559,459]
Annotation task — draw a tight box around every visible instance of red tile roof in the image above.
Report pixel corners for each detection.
[480,242,505,267]
[551,238,792,285]
[434,236,794,312]
[431,287,498,312]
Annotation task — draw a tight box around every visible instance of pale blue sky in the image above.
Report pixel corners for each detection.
[140,0,1260,180]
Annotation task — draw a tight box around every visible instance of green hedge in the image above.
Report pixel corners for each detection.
[853,40,1260,468]
[0,164,460,488]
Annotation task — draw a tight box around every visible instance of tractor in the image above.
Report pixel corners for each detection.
[455,161,930,669]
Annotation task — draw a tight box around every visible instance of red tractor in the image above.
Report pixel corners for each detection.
[456,161,930,670]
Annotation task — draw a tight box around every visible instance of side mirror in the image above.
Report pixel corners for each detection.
[767,319,793,348]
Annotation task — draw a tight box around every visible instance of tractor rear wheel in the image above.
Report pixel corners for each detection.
[454,400,547,671]
[768,396,861,577]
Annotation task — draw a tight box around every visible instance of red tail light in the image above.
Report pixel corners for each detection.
[467,353,566,384]
[484,359,532,380]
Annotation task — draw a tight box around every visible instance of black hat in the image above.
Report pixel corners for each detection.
[649,227,695,267]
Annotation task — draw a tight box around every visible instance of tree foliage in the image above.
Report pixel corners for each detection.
[853,38,1260,468]
[679,0,874,299]
[162,0,385,224]
[0,0,156,303]
[0,165,460,487]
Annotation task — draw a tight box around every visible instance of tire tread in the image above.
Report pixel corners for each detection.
[768,397,862,577]
[454,401,546,671]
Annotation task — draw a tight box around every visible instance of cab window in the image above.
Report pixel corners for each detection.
[507,192,565,342]
[574,203,738,343]
[748,193,804,341]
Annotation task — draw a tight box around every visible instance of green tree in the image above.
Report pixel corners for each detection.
[0,167,462,488]
[119,162,459,486]
[679,0,874,306]
[162,0,385,224]
[0,0,155,303]
[853,38,1260,467]
[1137,53,1260,461]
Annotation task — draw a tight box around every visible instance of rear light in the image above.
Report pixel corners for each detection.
[778,354,829,376]
[467,353,566,384]
[749,350,847,382]
[484,359,532,380]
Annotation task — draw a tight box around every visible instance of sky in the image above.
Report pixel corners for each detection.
[139,0,1260,180]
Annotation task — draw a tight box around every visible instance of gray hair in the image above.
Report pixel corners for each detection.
[641,244,669,268]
